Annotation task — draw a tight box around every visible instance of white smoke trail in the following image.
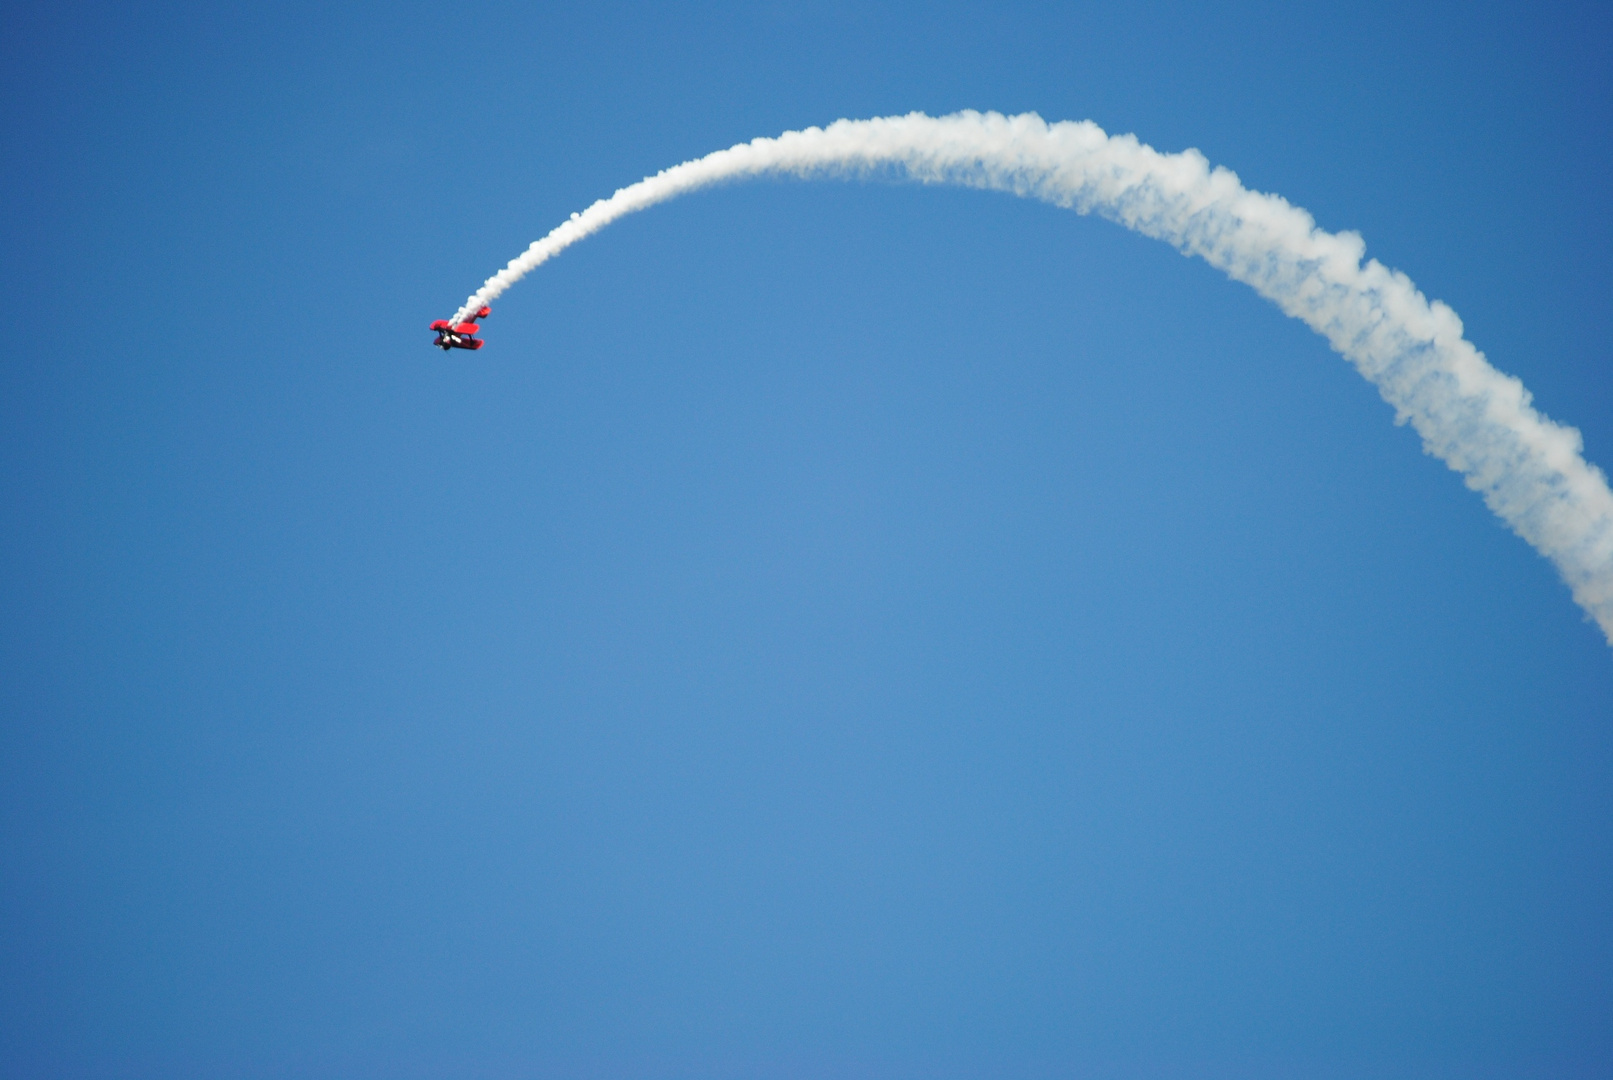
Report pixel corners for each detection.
[450,110,1613,644]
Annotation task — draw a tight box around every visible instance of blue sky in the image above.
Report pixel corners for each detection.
[3,1,1611,1077]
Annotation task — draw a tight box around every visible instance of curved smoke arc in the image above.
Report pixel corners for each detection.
[448,110,1613,645]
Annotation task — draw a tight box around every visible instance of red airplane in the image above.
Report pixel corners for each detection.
[431,305,491,350]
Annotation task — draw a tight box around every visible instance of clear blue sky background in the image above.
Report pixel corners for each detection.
[3,1,1611,1077]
